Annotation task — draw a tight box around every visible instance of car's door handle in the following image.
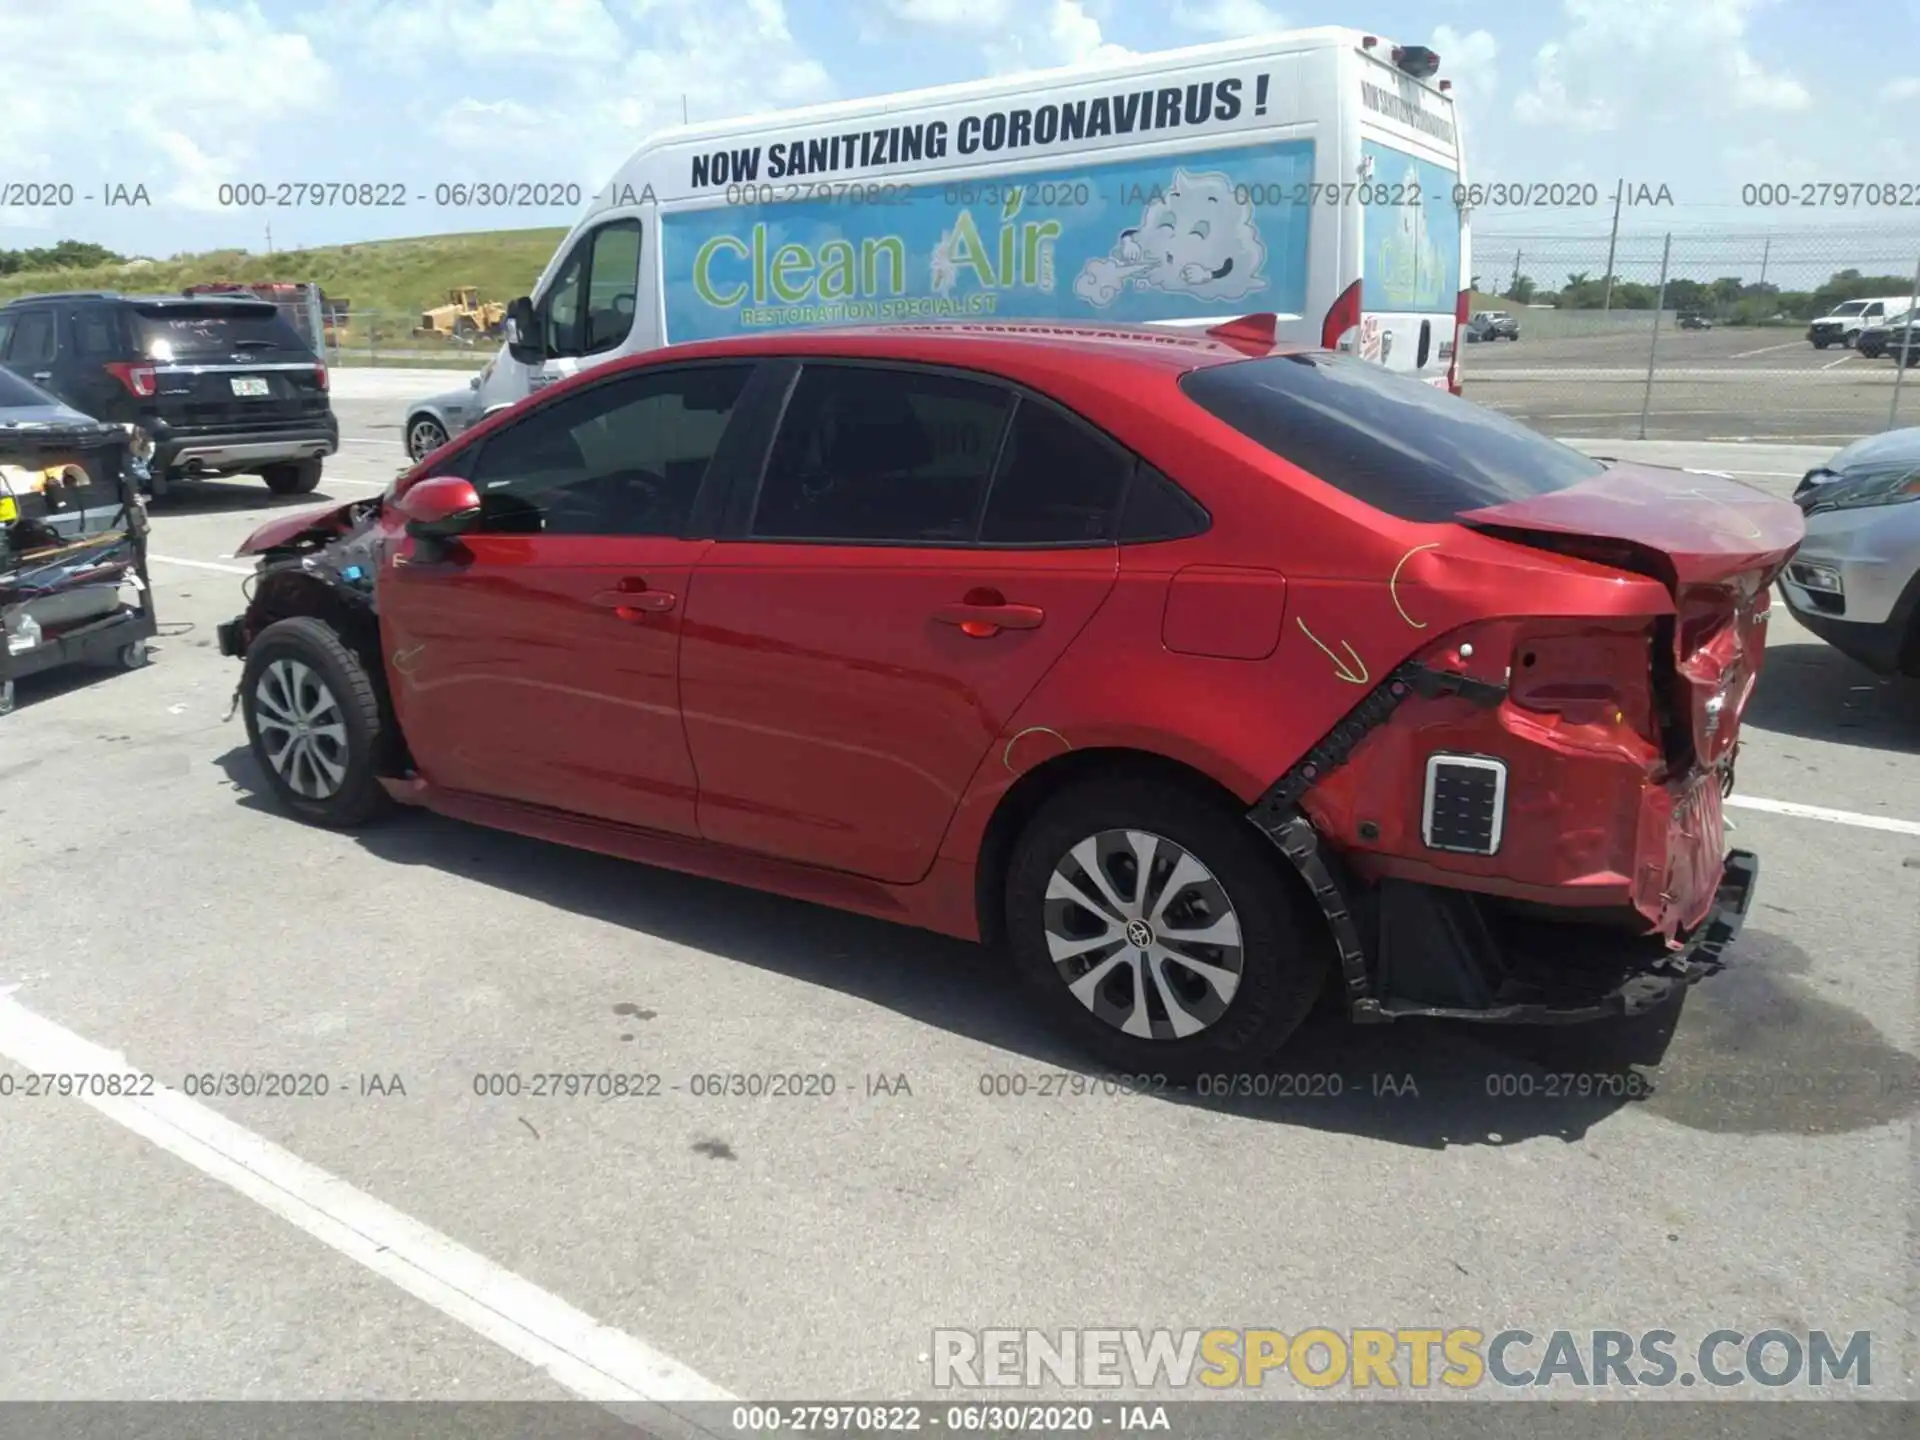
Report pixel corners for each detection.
[933,594,1045,636]
[592,585,676,619]
[30,372,51,382]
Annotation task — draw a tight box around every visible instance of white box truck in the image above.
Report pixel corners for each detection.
[468,26,1470,417]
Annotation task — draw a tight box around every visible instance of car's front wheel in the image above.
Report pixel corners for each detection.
[407,415,450,460]
[240,616,393,827]
[1004,776,1330,1080]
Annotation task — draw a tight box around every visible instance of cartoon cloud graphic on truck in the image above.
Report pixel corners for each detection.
[1073,167,1268,307]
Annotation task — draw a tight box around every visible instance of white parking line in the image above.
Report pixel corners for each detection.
[0,991,735,1409]
[1820,355,1855,371]
[1728,795,1920,837]
[342,437,404,447]
[1728,341,1804,359]
[149,555,254,575]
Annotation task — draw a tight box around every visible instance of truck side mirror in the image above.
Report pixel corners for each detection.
[505,297,542,364]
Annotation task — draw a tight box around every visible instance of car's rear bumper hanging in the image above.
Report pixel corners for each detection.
[1246,657,1756,1024]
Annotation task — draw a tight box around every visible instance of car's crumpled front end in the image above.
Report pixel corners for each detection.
[215,495,387,665]
[1250,464,1802,1024]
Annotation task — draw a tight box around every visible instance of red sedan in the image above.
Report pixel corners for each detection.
[216,319,1803,1077]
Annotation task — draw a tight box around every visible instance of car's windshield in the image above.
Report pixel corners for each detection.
[1180,351,1605,522]
[1830,301,1870,316]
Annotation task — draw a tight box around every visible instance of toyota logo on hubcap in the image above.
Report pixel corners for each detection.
[1125,919,1154,949]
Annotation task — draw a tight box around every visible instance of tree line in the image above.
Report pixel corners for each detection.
[1474,268,1917,324]
[0,240,127,276]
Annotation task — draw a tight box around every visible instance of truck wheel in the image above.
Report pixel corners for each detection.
[262,460,323,495]
[1003,775,1331,1081]
[240,616,394,828]
[1812,338,1830,350]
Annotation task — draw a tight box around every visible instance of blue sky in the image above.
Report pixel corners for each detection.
[0,0,1912,287]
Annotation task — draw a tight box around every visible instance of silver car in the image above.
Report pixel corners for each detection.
[1780,428,1920,675]
[402,376,478,462]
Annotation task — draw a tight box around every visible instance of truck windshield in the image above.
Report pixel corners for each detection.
[1179,352,1606,523]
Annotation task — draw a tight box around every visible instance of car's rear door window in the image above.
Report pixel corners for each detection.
[977,397,1133,545]
[749,364,1013,543]
[130,302,311,361]
[1179,352,1605,523]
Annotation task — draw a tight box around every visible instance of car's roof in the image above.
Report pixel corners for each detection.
[625,320,1309,380]
[1,290,273,309]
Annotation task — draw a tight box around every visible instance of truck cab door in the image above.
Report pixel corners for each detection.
[514,216,647,402]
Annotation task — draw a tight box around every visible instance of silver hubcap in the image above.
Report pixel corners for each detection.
[1044,829,1244,1041]
[408,420,446,459]
[254,658,350,800]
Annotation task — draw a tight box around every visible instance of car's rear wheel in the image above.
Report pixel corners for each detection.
[261,459,323,495]
[1812,338,1831,350]
[1004,776,1330,1080]
[240,616,393,827]
[406,415,449,461]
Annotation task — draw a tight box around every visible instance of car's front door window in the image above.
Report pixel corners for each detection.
[468,364,753,536]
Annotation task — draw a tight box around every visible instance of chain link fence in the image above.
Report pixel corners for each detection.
[305,227,1920,443]
[313,308,504,368]
[1462,228,1920,444]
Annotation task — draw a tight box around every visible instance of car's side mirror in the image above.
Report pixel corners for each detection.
[505,297,541,364]
[394,474,482,540]
[467,375,480,390]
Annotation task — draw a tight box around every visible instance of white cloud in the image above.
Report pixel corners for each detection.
[1171,0,1287,37]
[870,0,1133,76]
[1514,0,1808,132]
[352,0,832,186]
[345,0,626,73]
[1431,25,1497,108]
[1881,77,1920,101]
[0,0,331,209]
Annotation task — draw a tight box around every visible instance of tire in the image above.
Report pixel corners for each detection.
[261,459,323,495]
[240,616,394,828]
[1812,338,1830,350]
[406,415,450,461]
[1003,776,1331,1080]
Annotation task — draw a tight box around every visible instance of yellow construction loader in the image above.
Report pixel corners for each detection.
[413,287,506,342]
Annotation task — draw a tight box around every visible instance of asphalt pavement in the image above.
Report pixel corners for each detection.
[1,410,1915,1413]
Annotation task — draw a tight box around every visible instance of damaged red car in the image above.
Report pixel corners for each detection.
[216,321,1803,1077]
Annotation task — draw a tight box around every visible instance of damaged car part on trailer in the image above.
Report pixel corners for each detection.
[0,371,158,715]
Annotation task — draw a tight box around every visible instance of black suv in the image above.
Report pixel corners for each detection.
[0,291,337,498]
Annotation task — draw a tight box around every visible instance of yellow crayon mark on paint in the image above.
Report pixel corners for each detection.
[1296,617,1369,685]
[1003,725,1070,773]
[1389,543,1441,630]
[1683,486,1766,541]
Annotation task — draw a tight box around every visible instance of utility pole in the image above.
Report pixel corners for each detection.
[1758,236,1770,289]
[1637,231,1673,441]
[1601,178,1623,313]
[1888,251,1920,428]
[265,224,272,255]
[682,95,689,125]
[1509,247,1521,298]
